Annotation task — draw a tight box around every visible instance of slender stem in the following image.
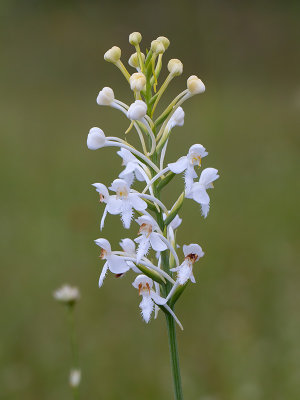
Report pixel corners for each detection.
[165,313,184,400]
[67,305,80,400]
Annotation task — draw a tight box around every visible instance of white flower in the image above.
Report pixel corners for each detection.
[168,59,183,76]
[166,107,185,131]
[95,238,130,287]
[129,73,146,92]
[134,215,167,263]
[117,148,145,186]
[168,144,208,193]
[127,100,147,121]
[188,167,219,218]
[156,36,170,50]
[87,127,106,150]
[120,238,140,273]
[53,285,80,304]
[171,244,204,285]
[132,275,167,323]
[109,179,147,229]
[104,46,121,63]
[187,75,205,95]
[151,39,165,54]
[69,369,81,388]
[96,87,115,106]
[92,183,118,230]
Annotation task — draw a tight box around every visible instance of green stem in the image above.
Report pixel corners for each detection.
[67,305,80,400]
[165,312,184,400]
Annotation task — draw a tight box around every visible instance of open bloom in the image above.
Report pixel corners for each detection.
[109,179,147,229]
[171,244,204,285]
[95,238,129,287]
[135,215,167,262]
[132,275,167,323]
[92,183,119,230]
[188,167,219,218]
[127,100,147,121]
[117,148,145,186]
[168,144,208,193]
[120,238,140,273]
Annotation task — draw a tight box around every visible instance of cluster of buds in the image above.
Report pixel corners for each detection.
[87,32,219,330]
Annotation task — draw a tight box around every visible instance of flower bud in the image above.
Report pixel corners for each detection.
[129,72,146,92]
[127,100,147,121]
[128,52,145,69]
[96,87,114,106]
[104,46,121,63]
[129,32,142,46]
[87,127,106,150]
[167,59,183,76]
[151,39,165,55]
[187,75,205,95]
[53,285,80,305]
[157,36,170,50]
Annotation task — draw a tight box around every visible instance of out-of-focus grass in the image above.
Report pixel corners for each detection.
[0,1,299,399]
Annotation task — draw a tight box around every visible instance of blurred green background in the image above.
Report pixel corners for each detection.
[0,1,299,399]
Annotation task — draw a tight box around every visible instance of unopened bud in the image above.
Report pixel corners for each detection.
[151,39,165,55]
[157,36,170,50]
[96,87,114,106]
[129,72,146,92]
[168,59,183,76]
[127,100,147,121]
[187,75,205,95]
[104,46,121,63]
[87,127,106,150]
[129,32,142,46]
[128,52,145,69]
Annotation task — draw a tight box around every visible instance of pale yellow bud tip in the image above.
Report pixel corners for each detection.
[168,59,183,76]
[104,46,121,63]
[157,36,170,50]
[129,32,142,46]
[187,75,206,94]
[128,52,145,69]
[151,39,165,55]
[130,72,146,92]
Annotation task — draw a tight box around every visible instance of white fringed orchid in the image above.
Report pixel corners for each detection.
[120,238,140,273]
[168,144,208,193]
[95,238,129,287]
[108,179,147,229]
[134,215,167,262]
[171,244,204,285]
[132,275,183,330]
[117,148,146,186]
[188,167,219,218]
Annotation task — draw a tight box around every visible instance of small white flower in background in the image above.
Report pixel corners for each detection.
[132,275,166,323]
[187,75,206,95]
[87,127,106,150]
[120,238,141,273]
[69,369,81,388]
[129,72,146,92]
[171,244,204,285]
[53,285,80,305]
[188,167,219,218]
[96,87,115,106]
[109,178,147,229]
[117,148,145,186]
[135,215,167,262]
[127,100,147,121]
[95,238,130,287]
[166,107,185,131]
[168,144,208,193]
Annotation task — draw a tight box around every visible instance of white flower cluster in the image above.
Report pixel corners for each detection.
[87,32,219,330]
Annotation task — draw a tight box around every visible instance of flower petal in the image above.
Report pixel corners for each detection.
[150,233,168,252]
[94,238,111,253]
[139,296,154,323]
[107,197,122,214]
[190,183,210,204]
[108,255,130,274]
[129,194,147,211]
[98,262,109,287]
[168,156,188,174]
[199,168,219,187]
[120,201,134,229]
